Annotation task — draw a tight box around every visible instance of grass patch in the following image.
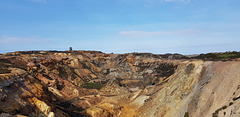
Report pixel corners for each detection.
[81,82,104,90]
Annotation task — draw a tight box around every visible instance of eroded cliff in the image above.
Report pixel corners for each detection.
[0,51,240,117]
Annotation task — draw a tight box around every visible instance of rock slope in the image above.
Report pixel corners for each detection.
[0,51,240,117]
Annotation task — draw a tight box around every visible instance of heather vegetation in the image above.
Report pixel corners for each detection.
[195,51,240,60]
[81,82,104,90]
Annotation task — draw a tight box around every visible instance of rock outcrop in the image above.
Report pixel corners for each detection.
[0,51,240,117]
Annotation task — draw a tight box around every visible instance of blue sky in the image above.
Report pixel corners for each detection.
[0,0,240,54]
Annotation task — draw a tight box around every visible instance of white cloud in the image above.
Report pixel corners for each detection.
[119,29,202,38]
[0,35,52,44]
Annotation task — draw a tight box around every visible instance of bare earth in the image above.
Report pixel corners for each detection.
[0,51,240,117]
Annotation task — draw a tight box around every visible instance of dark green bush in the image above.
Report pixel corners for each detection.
[184,112,189,117]
[212,105,228,117]
[222,105,227,109]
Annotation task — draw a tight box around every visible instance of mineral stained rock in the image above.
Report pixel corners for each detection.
[0,51,240,117]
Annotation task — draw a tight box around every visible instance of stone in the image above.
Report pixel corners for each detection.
[0,51,240,117]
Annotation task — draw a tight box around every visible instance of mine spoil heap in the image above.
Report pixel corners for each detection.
[1,51,240,117]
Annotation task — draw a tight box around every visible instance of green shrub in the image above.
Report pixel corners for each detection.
[212,105,228,117]
[81,82,104,90]
[222,105,227,109]
[184,112,189,117]
[212,114,218,117]
[195,51,240,60]
[217,53,238,59]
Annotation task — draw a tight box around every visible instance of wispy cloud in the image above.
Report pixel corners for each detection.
[0,35,52,44]
[119,29,202,38]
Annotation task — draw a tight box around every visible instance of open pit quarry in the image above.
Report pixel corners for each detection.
[0,51,240,117]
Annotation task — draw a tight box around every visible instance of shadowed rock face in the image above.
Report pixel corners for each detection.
[0,51,240,117]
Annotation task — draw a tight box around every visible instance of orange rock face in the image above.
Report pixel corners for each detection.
[0,51,240,117]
